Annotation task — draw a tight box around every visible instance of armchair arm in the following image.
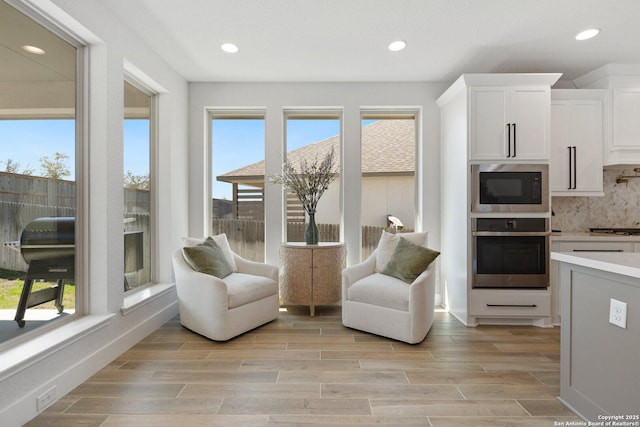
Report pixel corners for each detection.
[342,251,377,302]
[233,253,278,282]
[408,261,437,311]
[172,249,229,311]
[342,252,377,286]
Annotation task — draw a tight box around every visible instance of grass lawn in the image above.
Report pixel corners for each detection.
[0,268,75,310]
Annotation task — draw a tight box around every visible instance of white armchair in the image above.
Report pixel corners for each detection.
[342,231,437,344]
[171,235,279,341]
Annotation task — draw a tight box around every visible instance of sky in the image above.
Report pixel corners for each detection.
[0,119,150,180]
[0,120,77,176]
[1,118,366,200]
[212,118,342,200]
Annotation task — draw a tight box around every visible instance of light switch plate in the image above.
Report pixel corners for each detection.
[609,298,627,329]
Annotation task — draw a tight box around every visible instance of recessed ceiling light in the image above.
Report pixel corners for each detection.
[221,43,239,53]
[388,40,407,52]
[22,45,46,55]
[575,28,600,41]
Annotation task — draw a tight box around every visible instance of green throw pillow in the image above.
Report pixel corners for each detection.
[182,239,233,279]
[382,237,440,284]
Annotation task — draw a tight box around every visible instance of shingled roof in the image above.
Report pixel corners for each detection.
[217,119,415,185]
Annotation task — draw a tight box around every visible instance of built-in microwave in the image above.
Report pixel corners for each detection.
[471,164,549,213]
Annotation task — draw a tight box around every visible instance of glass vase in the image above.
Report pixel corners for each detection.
[305,213,319,245]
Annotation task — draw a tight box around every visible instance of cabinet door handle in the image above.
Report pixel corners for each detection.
[572,146,577,189]
[567,146,573,190]
[573,249,624,252]
[512,123,517,157]
[506,123,511,157]
[487,304,537,308]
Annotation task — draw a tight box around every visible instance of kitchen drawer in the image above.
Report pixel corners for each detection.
[470,290,551,317]
[557,241,635,252]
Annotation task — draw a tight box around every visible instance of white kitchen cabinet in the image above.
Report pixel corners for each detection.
[550,91,604,196]
[469,289,551,327]
[609,88,640,164]
[437,73,560,327]
[470,86,550,161]
[572,64,640,165]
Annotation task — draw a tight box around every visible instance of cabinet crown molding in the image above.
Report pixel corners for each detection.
[573,63,640,89]
[438,73,562,106]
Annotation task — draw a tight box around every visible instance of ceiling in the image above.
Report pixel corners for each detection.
[0,1,148,114]
[0,2,76,84]
[3,0,640,88]
[99,0,640,84]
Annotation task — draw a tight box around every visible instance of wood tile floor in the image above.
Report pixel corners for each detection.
[27,307,582,427]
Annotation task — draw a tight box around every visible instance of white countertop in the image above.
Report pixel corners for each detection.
[551,251,640,279]
[551,231,640,242]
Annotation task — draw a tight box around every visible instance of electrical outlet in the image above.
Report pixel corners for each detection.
[36,385,56,411]
[609,298,627,329]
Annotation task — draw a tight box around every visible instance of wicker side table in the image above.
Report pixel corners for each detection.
[279,242,346,316]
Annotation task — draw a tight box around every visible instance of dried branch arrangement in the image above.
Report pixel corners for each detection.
[270,148,337,215]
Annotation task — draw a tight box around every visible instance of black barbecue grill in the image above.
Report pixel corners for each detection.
[6,216,145,327]
[14,217,76,328]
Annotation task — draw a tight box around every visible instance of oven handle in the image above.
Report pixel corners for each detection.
[472,231,550,237]
[487,304,537,308]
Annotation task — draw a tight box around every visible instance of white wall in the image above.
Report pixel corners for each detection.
[0,1,188,425]
[361,176,416,229]
[313,179,341,225]
[313,175,415,230]
[189,82,446,266]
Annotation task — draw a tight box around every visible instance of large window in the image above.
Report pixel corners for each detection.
[284,114,341,243]
[0,2,80,344]
[211,114,266,261]
[123,80,152,290]
[361,115,416,259]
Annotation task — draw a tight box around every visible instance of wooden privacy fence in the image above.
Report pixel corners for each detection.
[1,172,150,273]
[211,219,412,262]
[1,171,412,270]
[211,218,266,262]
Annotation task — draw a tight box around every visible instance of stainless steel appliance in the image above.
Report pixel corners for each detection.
[471,163,549,213]
[472,218,549,289]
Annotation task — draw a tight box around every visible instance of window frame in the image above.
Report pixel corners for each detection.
[360,108,422,234]
[282,108,343,243]
[0,0,87,348]
[123,75,157,292]
[207,109,267,257]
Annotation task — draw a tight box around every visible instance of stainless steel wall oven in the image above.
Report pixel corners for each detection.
[472,218,549,289]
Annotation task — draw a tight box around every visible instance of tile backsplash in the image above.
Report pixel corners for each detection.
[552,167,640,232]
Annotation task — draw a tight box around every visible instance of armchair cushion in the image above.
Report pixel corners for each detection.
[182,234,238,272]
[382,237,440,284]
[182,238,233,279]
[347,273,410,311]
[225,273,279,309]
[375,231,428,273]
